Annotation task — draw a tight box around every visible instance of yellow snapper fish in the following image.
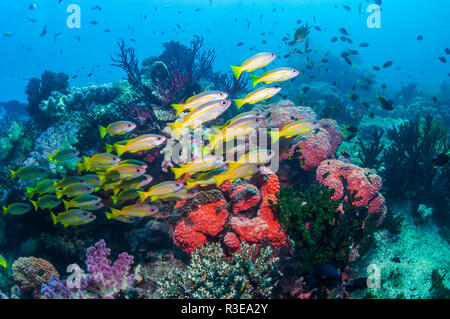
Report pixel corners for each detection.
[205,116,265,152]
[82,153,121,171]
[81,174,102,189]
[172,91,228,116]
[31,195,61,211]
[48,148,79,163]
[186,168,226,189]
[203,139,248,157]
[54,176,86,189]
[98,164,146,184]
[214,163,259,186]
[268,119,319,142]
[51,210,96,227]
[105,204,160,219]
[231,52,277,79]
[155,187,194,201]
[99,121,136,139]
[56,183,94,199]
[167,100,232,138]
[26,179,58,198]
[63,195,103,211]
[0,254,6,268]
[2,202,32,215]
[119,159,148,169]
[171,155,225,179]
[110,188,142,205]
[10,165,47,180]
[235,149,276,165]
[250,67,299,87]
[111,215,140,223]
[111,174,154,195]
[112,134,167,156]
[138,181,185,202]
[223,111,266,127]
[234,86,281,109]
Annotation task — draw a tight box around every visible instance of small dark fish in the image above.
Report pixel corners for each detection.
[349,94,359,101]
[382,61,393,68]
[195,8,201,12]
[445,48,450,55]
[344,125,358,134]
[377,95,394,111]
[417,35,423,41]
[29,3,36,10]
[90,21,98,25]
[347,38,353,44]
[361,101,370,108]
[374,0,382,5]
[391,257,401,263]
[432,96,437,102]
[321,58,329,63]
[262,40,267,44]
[339,28,348,35]
[87,73,93,77]
[359,42,369,47]
[104,29,111,33]
[283,54,290,58]
[331,36,338,42]
[368,112,374,118]
[71,75,77,79]
[236,42,244,47]
[314,26,322,31]
[91,5,101,11]
[287,40,296,46]
[297,19,302,24]
[130,39,136,42]
[301,87,310,93]
[432,153,449,167]
[344,56,353,66]
[381,83,387,89]
[54,32,62,42]
[373,66,381,71]
[340,151,351,159]
[40,24,47,37]
[438,56,447,63]
[342,5,351,11]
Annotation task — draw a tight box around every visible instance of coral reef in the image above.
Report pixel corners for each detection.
[157,242,279,298]
[172,174,286,254]
[40,239,134,299]
[12,256,59,298]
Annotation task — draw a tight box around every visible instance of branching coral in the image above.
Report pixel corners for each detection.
[157,242,279,299]
[357,129,385,170]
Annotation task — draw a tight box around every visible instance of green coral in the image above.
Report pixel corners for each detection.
[0,119,25,160]
[272,184,380,273]
[157,242,279,299]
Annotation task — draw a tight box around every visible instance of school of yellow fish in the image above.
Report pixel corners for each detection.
[2,52,318,233]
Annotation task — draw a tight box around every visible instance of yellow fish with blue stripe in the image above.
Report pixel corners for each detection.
[138,181,185,202]
[214,163,259,186]
[51,210,96,227]
[110,134,167,156]
[171,155,225,179]
[268,119,319,143]
[231,52,277,79]
[99,121,136,139]
[171,91,228,116]
[250,67,299,87]
[10,165,47,180]
[234,86,281,109]
[48,148,79,163]
[26,179,58,198]
[2,203,32,215]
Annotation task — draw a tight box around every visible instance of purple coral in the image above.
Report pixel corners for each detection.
[41,239,134,299]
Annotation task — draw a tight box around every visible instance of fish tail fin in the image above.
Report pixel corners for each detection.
[234,98,246,109]
[150,195,159,202]
[167,122,184,138]
[186,178,197,190]
[115,143,127,157]
[50,212,57,225]
[250,74,260,87]
[2,206,8,215]
[230,65,243,80]
[105,211,113,220]
[99,125,107,139]
[268,130,280,143]
[214,175,226,186]
[76,162,85,174]
[30,200,38,212]
[82,156,91,171]
[97,172,107,186]
[171,104,185,116]
[26,187,35,199]
[62,200,71,211]
[48,154,55,163]
[105,144,114,154]
[111,195,118,205]
[110,208,121,219]
[9,170,16,180]
[202,145,211,156]
[55,189,63,199]
[171,167,185,179]
[138,191,147,203]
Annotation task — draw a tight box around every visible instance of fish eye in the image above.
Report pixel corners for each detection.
[83,212,88,216]
[127,124,132,127]
[222,101,226,105]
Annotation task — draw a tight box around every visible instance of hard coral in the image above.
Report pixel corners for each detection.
[12,257,59,298]
[316,159,387,220]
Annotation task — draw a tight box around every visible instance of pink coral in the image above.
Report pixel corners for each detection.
[316,159,387,221]
[319,119,343,158]
[229,181,261,214]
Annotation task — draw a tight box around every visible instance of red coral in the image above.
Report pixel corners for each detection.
[316,159,387,221]
[173,220,207,254]
[223,232,241,252]
[229,182,261,214]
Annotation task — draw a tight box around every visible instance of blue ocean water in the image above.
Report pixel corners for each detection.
[0,0,449,301]
[1,0,449,102]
